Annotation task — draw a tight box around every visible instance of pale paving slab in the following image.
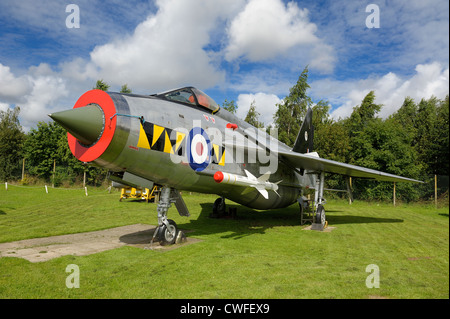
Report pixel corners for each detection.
[0,224,199,262]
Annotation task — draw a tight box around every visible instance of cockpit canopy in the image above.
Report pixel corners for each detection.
[156,87,219,113]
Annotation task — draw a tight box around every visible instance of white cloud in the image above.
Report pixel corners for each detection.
[0,63,31,103]
[0,0,246,130]
[236,92,282,126]
[0,0,157,63]
[225,0,335,73]
[314,62,450,120]
[89,0,244,92]
[20,74,68,127]
[0,102,9,113]
[1,0,447,132]
[0,63,69,131]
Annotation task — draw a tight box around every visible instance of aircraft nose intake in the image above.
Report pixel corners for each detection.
[49,105,104,145]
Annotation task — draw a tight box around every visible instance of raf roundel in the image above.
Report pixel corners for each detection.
[68,89,117,163]
[186,127,211,172]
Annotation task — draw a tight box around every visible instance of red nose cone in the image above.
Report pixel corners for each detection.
[214,171,224,183]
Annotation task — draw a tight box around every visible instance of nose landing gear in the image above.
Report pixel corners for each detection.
[151,187,188,246]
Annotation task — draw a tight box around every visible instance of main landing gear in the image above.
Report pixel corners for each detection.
[211,197,226,217]
[211,197,237,219]
[151,187,189,246]
[298,172,327,230]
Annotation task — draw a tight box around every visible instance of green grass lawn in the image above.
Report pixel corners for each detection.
[0,185,448,299]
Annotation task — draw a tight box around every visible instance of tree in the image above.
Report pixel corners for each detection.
[244,100,264,128]
[0,107,25,181]
[346,91,382,138]
[434,95,449,175]
[342,91,424,201]
[415,97,439,175]
[222,99,238,114]
[273,66,312,146]
[120,84,132,93]
[390,97,418,152]
[94,79,110,91]
[405,95,449,178]
[23,121,65,180]
[23,121,108,186]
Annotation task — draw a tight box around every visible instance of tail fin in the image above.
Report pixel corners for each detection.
[292,107,314,153]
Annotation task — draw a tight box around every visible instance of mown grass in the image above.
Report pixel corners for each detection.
[0,185,448,299]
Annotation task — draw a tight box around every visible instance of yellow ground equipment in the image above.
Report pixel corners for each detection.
[119,185,159,203]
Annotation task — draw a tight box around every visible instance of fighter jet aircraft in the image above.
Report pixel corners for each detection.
[49,87,421,245]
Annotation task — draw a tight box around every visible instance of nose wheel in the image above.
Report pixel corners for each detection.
[159,219,178,246]
[151,187,181,246]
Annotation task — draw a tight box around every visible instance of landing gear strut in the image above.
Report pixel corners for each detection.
[312,172,327,230]
[298,171,327,230]
[151,187,180,246]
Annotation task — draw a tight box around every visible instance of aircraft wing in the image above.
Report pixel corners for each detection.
[277,150,423,183]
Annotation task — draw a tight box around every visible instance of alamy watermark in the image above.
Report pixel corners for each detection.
[365,264,380,288]
[66,264,80,288]
[66,4,80,29]
[366,4,380,28]
[169,122,279,174]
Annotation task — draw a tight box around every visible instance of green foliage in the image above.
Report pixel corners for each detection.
[353,91,381,125]
[0,107,25,181]
[94,79,110,91]
[120,84,132,93]
[244,100,264,128]
[273,66,312,146]
[222,99,238,114]
[273,68,448,201]
[22,121,107,185]
[351,118,421,201]
[414,96,449,175]
[435,96,449,175]
[23,122,65,180]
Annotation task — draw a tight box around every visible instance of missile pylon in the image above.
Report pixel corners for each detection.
[213,169,281,199]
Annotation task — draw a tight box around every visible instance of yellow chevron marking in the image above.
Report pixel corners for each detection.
[164,130,174,154]
[152,125,164,147]
[218,149,225,166]
[213,144,225,166]
[175,131,186,151]
[137,123,151,149]
[213,144,219,161]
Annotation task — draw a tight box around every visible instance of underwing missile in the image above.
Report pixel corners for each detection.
[213,169,281,199]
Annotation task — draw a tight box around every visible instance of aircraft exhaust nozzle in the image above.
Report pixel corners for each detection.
[49,105,104,145]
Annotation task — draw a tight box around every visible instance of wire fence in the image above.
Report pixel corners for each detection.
[316,174,448,207]
[3,181,115,197]
[2,159,448,207]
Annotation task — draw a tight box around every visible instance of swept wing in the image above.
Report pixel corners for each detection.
[278,150,422,183]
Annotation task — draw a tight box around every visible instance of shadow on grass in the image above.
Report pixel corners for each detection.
[178,202,403,240]
[177,203,296,240]
[327,215,403,225]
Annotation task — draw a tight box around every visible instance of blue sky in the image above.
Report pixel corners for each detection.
[0,0,448,130]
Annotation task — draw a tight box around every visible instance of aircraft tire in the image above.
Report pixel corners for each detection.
[315,205,326,225]
[212,197,226,217]
[160,219,178,246]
